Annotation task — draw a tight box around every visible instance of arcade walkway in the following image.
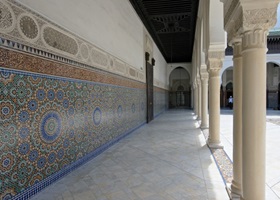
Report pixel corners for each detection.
[32,109,228,200]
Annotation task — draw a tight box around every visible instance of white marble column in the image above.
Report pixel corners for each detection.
[201,72,209,128]
[241,29,268,200]
[231,39,243,198]
[221,2,279,199]
[207,53,224,148]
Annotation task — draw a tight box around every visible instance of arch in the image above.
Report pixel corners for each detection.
[226,82,233,90]
[220,65,233,79]
[267,61,280,66]
[169,65,191,79]
[169,67,191,108]
[169,67,190,91]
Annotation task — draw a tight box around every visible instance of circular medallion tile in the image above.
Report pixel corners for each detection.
[93,107,102,126]
[40,111,62,143]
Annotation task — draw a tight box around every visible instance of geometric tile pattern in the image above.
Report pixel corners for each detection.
[0,67,150,200]
[154,88,168,117]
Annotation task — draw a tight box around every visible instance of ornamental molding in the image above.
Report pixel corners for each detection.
[232,40,242,58]
[0,0,146,84]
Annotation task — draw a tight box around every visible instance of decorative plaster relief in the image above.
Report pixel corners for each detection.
[115,59,126,74]
[0,0,148,85]
[129,67,136,77]
[80,43,89,60]
[90,47,108,68]
[138,72,145,81]
[0,1,15,33]
[242,8,277,31]
[18,14,39,41]
[42,25,78,56]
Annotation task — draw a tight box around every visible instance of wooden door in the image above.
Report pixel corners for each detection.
[145,52,154,123]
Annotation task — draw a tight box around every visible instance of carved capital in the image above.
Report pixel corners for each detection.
[208,68,221,78]
[223,1,279,42]
[242,7,277,32]
[207,51,224,75]
[200,69,209,81]
[196,78,201,86]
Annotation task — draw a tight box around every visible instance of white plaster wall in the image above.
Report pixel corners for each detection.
[153,43,167,85]
[17,0,146,70]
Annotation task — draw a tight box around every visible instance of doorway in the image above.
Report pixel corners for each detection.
[145,52,154,123]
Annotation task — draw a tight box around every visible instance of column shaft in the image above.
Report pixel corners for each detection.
[242,30,267,200]
[198,81,202,120]
[208,69,223,148]
[201,77,209,128]
[231,41,243,198]
[194,86,198,116]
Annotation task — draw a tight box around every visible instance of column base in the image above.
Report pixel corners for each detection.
[231,181,242,200]
[207,138,223,149]
[226,184,242,200]
[200,124,208,129]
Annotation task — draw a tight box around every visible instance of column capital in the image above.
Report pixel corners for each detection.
[196,78,201,85]
[200,69,209,81]
[207,51,224,75]
[222,0,279,42]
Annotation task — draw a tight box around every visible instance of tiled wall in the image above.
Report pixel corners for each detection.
[154,87,168,117]
[0,48,154,199]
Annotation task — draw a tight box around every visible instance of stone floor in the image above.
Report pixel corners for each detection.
[31,109,228,200]
[220,109,280,200]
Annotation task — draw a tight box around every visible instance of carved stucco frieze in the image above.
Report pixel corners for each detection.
[0,0,147,84]
[0,1,16,33]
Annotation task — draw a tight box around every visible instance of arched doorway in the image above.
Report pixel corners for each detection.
[169,67,191,108]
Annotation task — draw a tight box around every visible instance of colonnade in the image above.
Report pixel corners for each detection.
[192,1,279,199]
